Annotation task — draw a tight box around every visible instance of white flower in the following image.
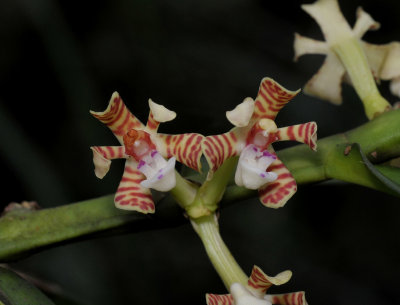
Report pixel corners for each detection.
[138,150,176,192]
[231,283,272,305]
[235,144,278,190]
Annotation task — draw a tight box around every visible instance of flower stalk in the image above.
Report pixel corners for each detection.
[191,213,248,289]
[333,38,390,119]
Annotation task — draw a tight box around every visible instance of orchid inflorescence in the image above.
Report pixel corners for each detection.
[91,77,315,305]
[294,0,400,119]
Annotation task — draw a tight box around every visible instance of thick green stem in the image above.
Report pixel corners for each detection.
[191,214,248,289]
[186,157,238,218]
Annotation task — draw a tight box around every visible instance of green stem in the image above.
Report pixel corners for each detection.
[332,38,390,119]
[186,157,238,218]
[191,214,248,289]
[169,171,198,209]
[1,109,400,262]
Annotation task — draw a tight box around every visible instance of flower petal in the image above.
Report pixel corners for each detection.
[235,145,278,190]
[258,157,297,208]
[390,77,400,98]
[247,266,292,296]
[231,283,272,305]
[276,122,317,151]
[266,292,308,305]
[140,157,176,192]
[293,33,328,61]
[91,146,126,179]
[156,133,204,172]
[303,53,345,105]
[253,78,300,121]
[353,7,380,38]
[301,0,353,44]
[146,99,177,132]
[226,98,255,127]
[114,159,155,213]
[202,131,242,176]
[206,293,234,305]
[90,92,145,144]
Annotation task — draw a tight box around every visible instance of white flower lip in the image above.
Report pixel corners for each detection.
[230,283,272,305]
[138,150,176,192]
[235,145,278,190]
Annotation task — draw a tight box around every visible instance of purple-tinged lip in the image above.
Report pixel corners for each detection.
[137,160,146,169]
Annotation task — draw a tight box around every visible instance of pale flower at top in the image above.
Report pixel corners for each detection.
[202,78,317,208]
[295,0,399,117]
[206,265,308,305]
[90,93,203,214]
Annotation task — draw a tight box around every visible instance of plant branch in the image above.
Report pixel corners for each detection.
[1,109,400,262]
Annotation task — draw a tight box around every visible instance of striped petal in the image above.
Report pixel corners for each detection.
[156,133,204,172]
[91,146,126,179]
[253,78,300,121]
[247,266,292,296]
[146,99,176,132]
[258,157,297,208]
[202,131,242,175]
[90,92,145,144]
[206,293,234,305]
[267,292,308,305]
[276,122,317,151]
[114,159,155,213]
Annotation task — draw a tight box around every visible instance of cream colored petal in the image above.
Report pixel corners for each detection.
[353,7,380,38]
[361,42,387,80]
[148,99,176,122]
[304,52,346,104]
[380,42,400,80]
[390,77,400,98]
[293,33,328,61]
[226,97,255,127]
[362,42,400,80]
[91,148,112,179]
[301,0,353,45]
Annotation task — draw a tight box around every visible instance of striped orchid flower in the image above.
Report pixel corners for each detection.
[206,266,308,305]
[91,93,203,214]
[202,78,317,208]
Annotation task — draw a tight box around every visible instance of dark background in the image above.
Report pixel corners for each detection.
[1,0,400,304]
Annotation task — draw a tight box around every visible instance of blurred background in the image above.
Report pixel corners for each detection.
[1,0,400,304]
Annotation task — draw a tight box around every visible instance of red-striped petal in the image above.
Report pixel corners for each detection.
[206,293,234,305]
[247,266,292,296]
[269,291,308,305]
[91,146,126,179]
[202,131,241,175]
[114,159,155,214]
[253,78,300,121]
[276,122,317,151]
[258,157,297,208]
[156,133,204,172]
[90,92,145,144]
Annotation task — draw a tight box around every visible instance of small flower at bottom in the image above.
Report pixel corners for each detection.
[90,93,203,213]
[202,78,317,208]
[206,266,308,305]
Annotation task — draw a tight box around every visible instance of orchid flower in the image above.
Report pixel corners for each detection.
[206,266,308,305]
[202,78,317,208]
[294,0,391,119]
[90,93,203,213]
